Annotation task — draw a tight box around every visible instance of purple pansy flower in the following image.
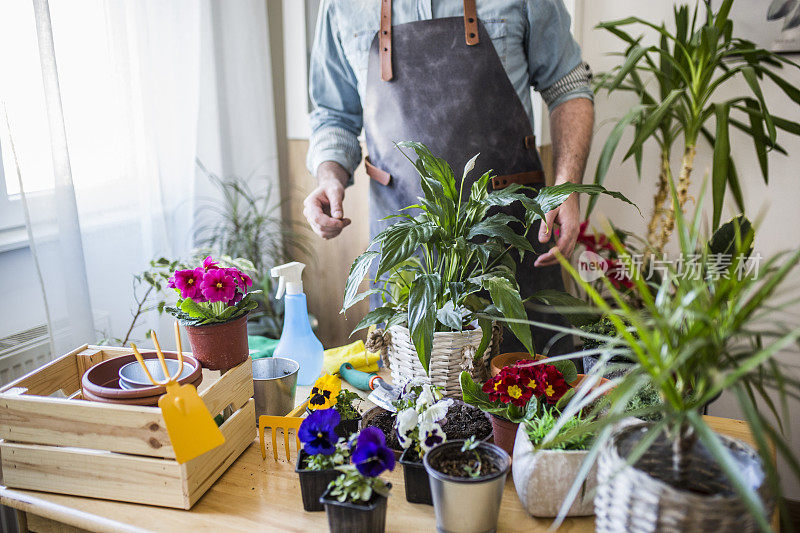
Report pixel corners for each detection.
[298,408,340,456]
[170,268,204,299]
[352,426,395,477]
[200,268,236,303]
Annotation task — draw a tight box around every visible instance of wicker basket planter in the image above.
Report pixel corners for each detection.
[369,325,499,398]
[595,422,773,533]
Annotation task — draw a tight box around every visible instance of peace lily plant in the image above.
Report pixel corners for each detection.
[342,141,635,372]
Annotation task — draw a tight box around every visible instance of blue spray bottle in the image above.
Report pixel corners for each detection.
[270,262,323,386]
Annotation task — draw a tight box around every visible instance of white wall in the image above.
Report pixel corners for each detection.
[578,0,800,500]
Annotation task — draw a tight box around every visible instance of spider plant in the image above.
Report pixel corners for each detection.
[527,182,800,530]
[342,141,636,373]
[590,0,800,252]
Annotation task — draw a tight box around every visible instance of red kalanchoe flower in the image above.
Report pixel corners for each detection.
[170,268,204,299]
[539,364,570,404]
[202,256,220,270]
[200,268,236,303]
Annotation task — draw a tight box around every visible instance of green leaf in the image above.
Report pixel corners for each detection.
[707,215,753,258]
[408,274,439,372]
[377,222,439,277]
[624,89,682,162]
[436,300,463,331]
[475,317,493,363]
[460,371,498,411]
[588,105,645,216]
[546,358,578,385]
[351,306,397,335]
[712,103,730,230]
[468,214,533,252]
[482,276,533,354]
[343,251,379,310]
[535,183,640,217]
[741,66,776,142]
[180,298,212,319]
[608,44,649,92]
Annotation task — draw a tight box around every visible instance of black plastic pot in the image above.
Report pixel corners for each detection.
[334,413,362,440]
[319,483,391,533]
[295,450,341,512]
[399,448,432,505]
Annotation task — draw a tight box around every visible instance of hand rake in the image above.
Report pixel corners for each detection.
[258,399,309,461]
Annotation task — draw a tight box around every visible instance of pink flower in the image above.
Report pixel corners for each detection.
[202,256,220,270]
[226,268,253,291]
[200,268,236,302]
[170,268,204,299]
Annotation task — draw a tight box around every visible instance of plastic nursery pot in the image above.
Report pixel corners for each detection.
[184,313,250,371]
[294,449,341,512]
[319,483,391,533]
[424,440,510,533]
[489,414,519,458]
[490,352,541,377]
[399,448,432,505]
[334,412,362,440]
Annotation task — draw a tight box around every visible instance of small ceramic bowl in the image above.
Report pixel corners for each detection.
[81,352,202,401]
[119,358,195,388]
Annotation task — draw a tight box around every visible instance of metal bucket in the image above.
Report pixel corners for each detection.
[252,357,299,420]
[424,440,510,533]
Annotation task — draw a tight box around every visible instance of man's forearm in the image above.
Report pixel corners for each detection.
[317,161,350,187]
[549,97,594,185]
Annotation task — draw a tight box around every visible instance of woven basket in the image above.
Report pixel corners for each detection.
[367,325,500,398]
[595,422,773,533]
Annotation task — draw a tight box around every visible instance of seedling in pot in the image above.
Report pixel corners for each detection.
[461,436,482,479]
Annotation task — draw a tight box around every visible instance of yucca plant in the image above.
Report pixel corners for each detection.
[342,141,635,372]
[527,182,800,530]
[590,0,800,252]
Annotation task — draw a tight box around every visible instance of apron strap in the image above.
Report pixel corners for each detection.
[380,0,393,81]
[380,0,479,82]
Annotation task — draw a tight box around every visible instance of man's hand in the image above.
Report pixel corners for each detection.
[535,97,594,267]
[534,191,579,267]
[303,161,352,239]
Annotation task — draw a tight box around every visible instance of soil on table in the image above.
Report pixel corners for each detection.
[364,402,493,452]
[429,447,500,478]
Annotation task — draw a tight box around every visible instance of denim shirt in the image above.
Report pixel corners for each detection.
[307,0,592,177]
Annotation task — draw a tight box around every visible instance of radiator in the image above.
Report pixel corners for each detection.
[0,324,52,386]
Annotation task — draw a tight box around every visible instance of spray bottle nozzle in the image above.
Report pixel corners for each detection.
[270,262,306,299]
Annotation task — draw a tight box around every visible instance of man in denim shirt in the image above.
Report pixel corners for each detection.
[303,0,593,354]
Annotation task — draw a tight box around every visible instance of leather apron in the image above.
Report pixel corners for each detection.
[363,0,572,356]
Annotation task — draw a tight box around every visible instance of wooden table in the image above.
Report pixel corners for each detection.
[0,373,767,532]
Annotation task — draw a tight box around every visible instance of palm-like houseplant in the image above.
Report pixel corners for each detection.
[590,0,800,252]
[342,142,634,389]
[534,183,800,531]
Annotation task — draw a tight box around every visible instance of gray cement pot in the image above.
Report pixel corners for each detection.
[423,440,510,533]
[512,422,597,517]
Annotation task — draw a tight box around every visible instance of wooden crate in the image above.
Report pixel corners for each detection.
[0,345,255,509]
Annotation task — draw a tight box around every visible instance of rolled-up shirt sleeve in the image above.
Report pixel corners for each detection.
[306,0,363,179]
[526,0,593,110]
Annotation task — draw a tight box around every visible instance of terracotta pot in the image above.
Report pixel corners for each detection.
[185,314,250,371]
[489,414,519,457]
[81,352,202,400]
[490,352,542,377]
[82,375,203,406]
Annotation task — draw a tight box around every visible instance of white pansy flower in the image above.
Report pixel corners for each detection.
[415,384,441,411]
[419,421,446,453]
[419,398,453,425]
[394,407,418,449]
